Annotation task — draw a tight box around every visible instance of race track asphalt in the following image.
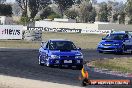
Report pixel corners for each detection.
[0,48,131,88]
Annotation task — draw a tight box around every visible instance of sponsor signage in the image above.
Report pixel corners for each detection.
[81,29,111,34]
[0,25,23,39]
[90,80,130,85]
[43,27,82,33]
[27,27,43,31]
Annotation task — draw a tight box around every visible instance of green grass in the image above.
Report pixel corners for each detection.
[0,32,104,49]
[42,32,104,49]
[90,57,132,73]
[0,40,40,49]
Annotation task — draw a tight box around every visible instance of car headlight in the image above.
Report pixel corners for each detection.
[51,55,60,59]
[98,43,102,46]
[113,43,119,46]
[75,55,83,59]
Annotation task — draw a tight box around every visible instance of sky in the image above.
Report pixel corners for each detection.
[6,0,126,3]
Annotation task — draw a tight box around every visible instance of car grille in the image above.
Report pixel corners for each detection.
[60,56,75,59]
[101,48,115,50]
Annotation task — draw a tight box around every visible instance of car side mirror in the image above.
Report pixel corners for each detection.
[77,47,81,50]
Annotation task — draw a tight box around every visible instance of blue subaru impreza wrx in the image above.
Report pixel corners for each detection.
[38,39,83,69]
[97,32,132,54]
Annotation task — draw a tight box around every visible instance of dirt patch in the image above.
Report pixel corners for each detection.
[0,75,82,88]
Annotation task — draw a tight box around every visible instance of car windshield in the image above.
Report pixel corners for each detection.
[49,41,77,50]
[104,34,125,40]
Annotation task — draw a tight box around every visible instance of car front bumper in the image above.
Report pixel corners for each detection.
[48,58,83,66]
[97,45,122,52]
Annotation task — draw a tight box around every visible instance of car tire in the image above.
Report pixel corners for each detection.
[38,55,44,66]
[117,45,125,54]
[46,60,53,67]
[99,51,103,53]
[131,51,132,54]
[76,65,83,70]
[59,65,63,69]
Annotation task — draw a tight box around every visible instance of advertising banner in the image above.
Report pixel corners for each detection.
[0,25,23,39]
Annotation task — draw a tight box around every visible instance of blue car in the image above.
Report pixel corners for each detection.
[38,39,83,69]
[97,32,132,54]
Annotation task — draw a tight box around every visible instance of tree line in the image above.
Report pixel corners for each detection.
[0,0,132,25]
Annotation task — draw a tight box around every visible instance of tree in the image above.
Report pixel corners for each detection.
[78,0,95,23]
[16,0,51,21]
[40,6,52,19]
[53,0,75,17]
[91,0,97,5]
[75,0,81,4]
[28,0,39,21]
[112,13,119,22]
[47,12,61,20]
[65,9,78,19]
[0,4,12,16]
[12,2,22,16]
[88,8,96,23]
[99,2,109,22]
[126,0,132,24]
[16,0,27,17]
[28,0,51,21]
[119,12,126,24]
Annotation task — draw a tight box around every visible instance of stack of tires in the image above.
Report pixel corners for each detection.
[23,30,42,41]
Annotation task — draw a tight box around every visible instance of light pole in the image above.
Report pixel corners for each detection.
[25,0,28,26]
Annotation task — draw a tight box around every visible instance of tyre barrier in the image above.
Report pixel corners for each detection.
[23,30,42,41]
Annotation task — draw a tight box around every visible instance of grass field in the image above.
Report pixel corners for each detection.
[90,57,132,73]
[0,32,103,49]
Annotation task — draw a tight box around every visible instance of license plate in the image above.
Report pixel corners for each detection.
[64,60,72,63]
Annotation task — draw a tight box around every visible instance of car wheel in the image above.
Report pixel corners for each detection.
[46,60,53,67]
[59,64,63,69]
[81,78,89,86]
[99,51,103,53]
[131,51,132,54]
[46,61,50,67]
[117,45,125,54]
[76,65,83,70]
[38,55,44,66]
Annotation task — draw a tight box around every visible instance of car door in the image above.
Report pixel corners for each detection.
[128,35,132,49]
[124,34,132,49]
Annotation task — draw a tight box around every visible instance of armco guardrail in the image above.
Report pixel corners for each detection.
[27,27,111,34]
[44,27,82,33]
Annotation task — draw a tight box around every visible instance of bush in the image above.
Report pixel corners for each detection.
[65,10,78,19]
[20,16,30,25]
[47,13,61,20]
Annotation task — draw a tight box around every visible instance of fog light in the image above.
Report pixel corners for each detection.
[77,60,80,63]
[55,60,59,64]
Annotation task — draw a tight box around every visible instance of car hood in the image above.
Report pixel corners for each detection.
[100,40,123,44]
[49,50,82,56]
